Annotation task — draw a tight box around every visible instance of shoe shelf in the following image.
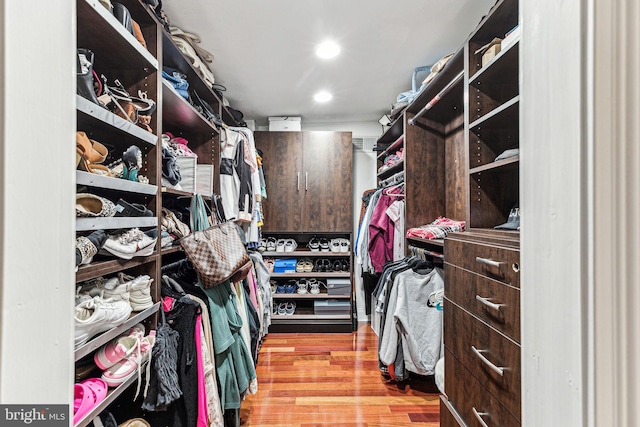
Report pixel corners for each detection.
[162,80,219,134]
[77,171,158,195]
[271,314,351,321]
[469,156,519,175]
[377,135,405,161]
[74,359,151,427]
[468,95,520,130]
[376,114,405,147]
[272,293,350,300]
[78,0,158,71]
[160,245,183,255]
[76,255,158,283]
[270,272,351,278]
[74,302,160,362]
[76,216,158,232]
[77,95,158,146]
[469,37,519,88]
[262,251,350,257]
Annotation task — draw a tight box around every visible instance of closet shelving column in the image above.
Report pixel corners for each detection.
[75,0,162,425]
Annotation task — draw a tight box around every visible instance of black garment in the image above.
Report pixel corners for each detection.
[361,272,379,315]
[242,278,261,363]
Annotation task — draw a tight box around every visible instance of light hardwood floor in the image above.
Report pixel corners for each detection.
[240,322,440,426]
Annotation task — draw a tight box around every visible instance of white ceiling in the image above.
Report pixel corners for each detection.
[162,0,497,126]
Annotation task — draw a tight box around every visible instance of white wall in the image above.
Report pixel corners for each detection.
[0,0,76,406]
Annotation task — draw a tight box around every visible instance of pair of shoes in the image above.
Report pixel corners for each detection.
[314,258,333,272]
[100,228,157,260]
[76,193,117,218]
[76,131,112,176]
[296,278,309,294]
[115,199,153,217]
[276,302,296,315]
[74,296,132,348]
[319,238,330,252]
[78,273,152,312]
[275,238,297,252]
[258,238,267,252]
[329,238,350,253]
[284,280,297,294]
[76,230,108,268]
[309,280,326,295]
[161,208,191,239]
[74,377,108,424]
[102,333,155,390]
[308,237,320,252]
[265,237,277,252]
[332,259,350,272]
[94,324,145,370]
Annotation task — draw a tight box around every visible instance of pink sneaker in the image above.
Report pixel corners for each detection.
[101,332,155,388]
[94,324,145,370]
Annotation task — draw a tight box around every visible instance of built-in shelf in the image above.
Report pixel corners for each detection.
[377,160,404,179]
[469,156,519,175]
[77,95,158,146]
[377,135,405,161]
[273,293,350,300]
[406,237,445,247]
[78,0,158,71]
[74,303,160,361]
[375,115,404,147]
[76,216,158,231]
[270,272,351,278]
[161,246,183,255]
[76,255,157,283]
[261,250,350,257]
[469,96,520,130]
[469,37,520,84]
[77,171,158,195]
[271,314,351,321]
[162,80,218,133]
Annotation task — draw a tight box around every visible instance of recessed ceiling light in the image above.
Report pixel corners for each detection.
[315,41,341,59]
[314,91,333,103]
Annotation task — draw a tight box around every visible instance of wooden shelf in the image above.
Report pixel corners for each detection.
[162,80,219,133]
[406,237,445,247]
[377,135,405,161]
[272,314,351,321]
[375,115,404,147]
[77,171,158,195]
[377,160,404,179]
[76,216,158,231]
[469,156,519,175]
[74,303,160,361]
[161,245,183,255]
[469,95,520,130]
[77,0,158,72]
[77,95,158,146]
[270,272,351,278]
[469,37,520,85]
[272,293,351,300]
[161,187,194,197]
[261,250,350,257]
[76,255,158,283]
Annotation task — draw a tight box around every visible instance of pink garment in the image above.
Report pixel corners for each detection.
[368,187,403,273]
[246,270,259,310]
[405,216,466,240]
[162,296,175,312]
[195,315,208,427]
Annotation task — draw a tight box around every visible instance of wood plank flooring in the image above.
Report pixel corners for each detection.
[240,322,440,426]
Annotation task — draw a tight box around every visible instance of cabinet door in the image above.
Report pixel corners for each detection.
[255,131,304,232]
[302,131,353,232]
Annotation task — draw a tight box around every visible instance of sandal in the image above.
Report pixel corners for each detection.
[73,383,95,424]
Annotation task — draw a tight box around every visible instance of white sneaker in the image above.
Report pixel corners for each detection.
[119,273,154,311]
[275,239,286,252]
[284,239,298,252]
[101,228,157,260]
[78,276,130,305]
[74,296,132,348]
[330,239,341,253]
[339,238,350,253]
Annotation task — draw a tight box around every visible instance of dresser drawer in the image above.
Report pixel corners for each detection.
[445,237,520,288]
[445,348,520,426]
[444,298,521,420]
[440,395,466,427]
[445,263,520,342]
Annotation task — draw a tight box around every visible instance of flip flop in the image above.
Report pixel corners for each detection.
[81,377,108,404]
[73,383,95,424]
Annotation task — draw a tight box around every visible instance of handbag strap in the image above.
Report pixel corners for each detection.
[190,193,214,231]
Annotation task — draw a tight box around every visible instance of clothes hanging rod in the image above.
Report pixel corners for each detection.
[408,70,465,126]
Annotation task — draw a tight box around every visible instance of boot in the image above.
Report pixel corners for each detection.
[77,48,100,105]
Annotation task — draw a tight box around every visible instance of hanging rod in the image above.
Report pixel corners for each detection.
[408,70,464,126]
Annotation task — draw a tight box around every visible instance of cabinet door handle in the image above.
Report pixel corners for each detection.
[471,346,505,376]
[297,172,300,191]
[472,407,490,427]
[305,171,308,191]
[475,257,504,268]
[475,295,504,312]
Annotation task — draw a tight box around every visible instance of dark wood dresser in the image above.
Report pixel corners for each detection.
[441,231,521,426]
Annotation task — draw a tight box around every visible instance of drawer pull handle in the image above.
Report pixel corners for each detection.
[476,295,504,312]
[476,257,504,268]
[472,407,490,427]
[471,346,505,376]
[297,172,300,191]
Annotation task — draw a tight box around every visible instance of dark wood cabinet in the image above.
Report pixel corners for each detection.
[256,131,353,233]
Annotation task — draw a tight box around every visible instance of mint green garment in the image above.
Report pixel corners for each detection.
[202,280,257,410]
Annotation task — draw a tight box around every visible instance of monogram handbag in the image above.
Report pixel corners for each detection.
[179,194,252,288]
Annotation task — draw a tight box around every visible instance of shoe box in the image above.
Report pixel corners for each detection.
[326,278,351,296]
[273,258,297,273]
[313,299,351,315]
